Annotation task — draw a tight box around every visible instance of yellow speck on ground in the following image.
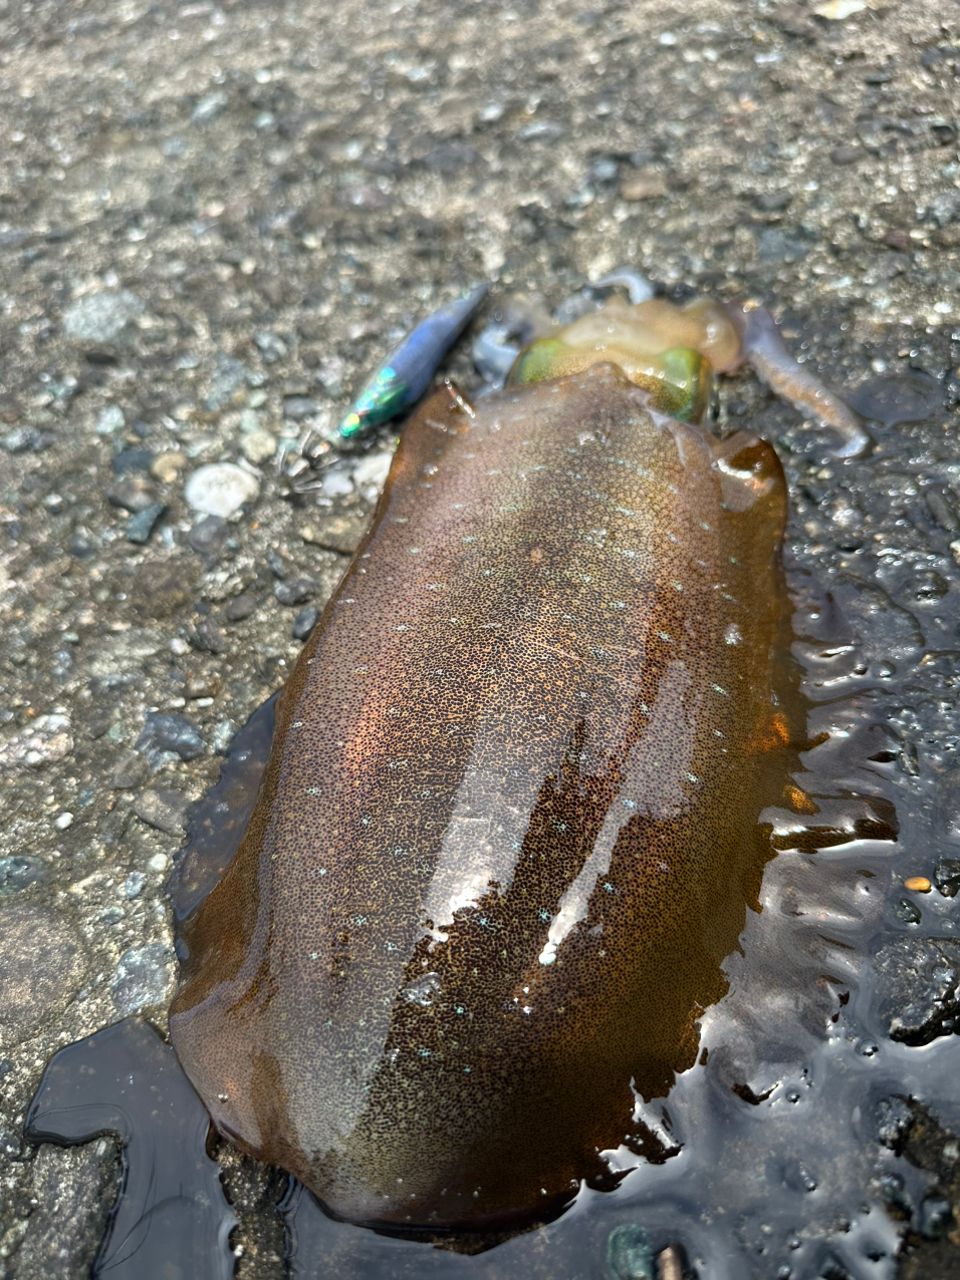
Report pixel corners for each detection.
[904,876,932,893]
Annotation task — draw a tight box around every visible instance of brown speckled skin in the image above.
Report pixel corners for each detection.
[170,365,790,1229]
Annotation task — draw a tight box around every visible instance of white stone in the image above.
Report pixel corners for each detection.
[184,462,260,518]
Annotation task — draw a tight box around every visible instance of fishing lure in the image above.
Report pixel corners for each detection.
[281,285,488,492]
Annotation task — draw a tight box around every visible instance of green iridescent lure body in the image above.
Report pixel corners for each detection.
[336,284,489,443]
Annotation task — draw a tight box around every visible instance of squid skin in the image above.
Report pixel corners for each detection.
[170,359,795,1230]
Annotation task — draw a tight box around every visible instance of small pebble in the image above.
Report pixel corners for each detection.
[126,503,167,545]
[606,1223,654,1280]
[150,450,188,483]
[904,875,932,892]
[184,463,260,518]
[210,719,239,755]
[54,811,74,831]
[755,190,792,213]
[63,289,146,346]
[133,788,190,835]
[352,451,392,497]
[95,405,125,435]
[191,90,228,125]
[876,1096,913,1150]
[275,577,316,606]
[815,0,866,17]
[830,147,862,169]
[68,529,98,558]
[935,858,960,898]
[619,171,667,202]
[300,515,365,554]
[111,942,174,1016]
[240,429,277,466]
[894,897,922,925]
[122,871,147,899]
[137,712,205,763]
[267,547,291,579]
[204,354,251,412]
[2,427,55,453]
[878,1171,911,1215]
[187,515,230,556]
[186,673,221,699]
[225,593,258,622]
[107,477,158,514]
[918,1192,953,1239]
[112,447,154,476]
[0,715,73,770]
[293,605,319,639]
[253,330,288,362]
[0,856,46,895]
[190,618,228,655]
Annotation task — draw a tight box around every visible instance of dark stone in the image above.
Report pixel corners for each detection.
[935,858,960,898]
[68,529,98,557]
[755,190,792,213]
[190,617,228,655]
[894,896,922,925]
[873,937,960,1046]
[0,855,46,895]
[126,503,167,544]
[224,593,258,622]
[292,605,319,640]
[187,515,230,557]
[2,427,56,453]
[275,577,316,606]
[137,712,206,763]
[267,547,290,578]
[875,1096,914,1152]
[921,45,959,68]
[930,119,957,145]
[111,447,155,475]
[106,478,158,513]
[918,1192,953,1240]
[830,145,862,166]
